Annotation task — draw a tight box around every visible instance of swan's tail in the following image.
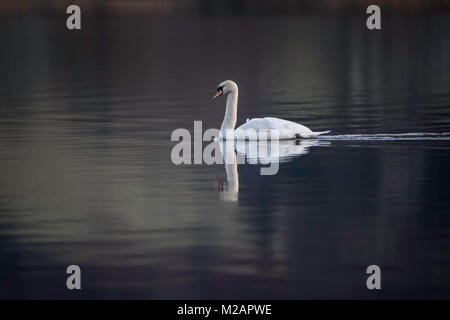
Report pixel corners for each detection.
[311,130,331,137]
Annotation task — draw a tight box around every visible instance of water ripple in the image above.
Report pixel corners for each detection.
[319,132,450,141]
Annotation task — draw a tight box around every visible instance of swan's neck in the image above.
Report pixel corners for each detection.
[220,90,238,136]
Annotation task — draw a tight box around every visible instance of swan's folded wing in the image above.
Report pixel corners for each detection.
[235,117,314,139]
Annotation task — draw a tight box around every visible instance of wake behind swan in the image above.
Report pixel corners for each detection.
[316,132,450,141]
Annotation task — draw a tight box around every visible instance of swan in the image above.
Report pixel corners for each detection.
[212,80,331,140]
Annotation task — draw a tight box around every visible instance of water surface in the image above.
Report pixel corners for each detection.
[0,14,450,299]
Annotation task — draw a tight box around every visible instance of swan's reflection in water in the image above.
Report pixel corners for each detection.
[217,139,240,202]
[217,139,330,202]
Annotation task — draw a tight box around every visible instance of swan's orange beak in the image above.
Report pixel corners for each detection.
[212,89,223,100]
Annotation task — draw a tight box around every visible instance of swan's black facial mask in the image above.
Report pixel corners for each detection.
[212,87,224,100]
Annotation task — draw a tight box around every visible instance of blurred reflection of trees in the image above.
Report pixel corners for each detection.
[1,0,449,15]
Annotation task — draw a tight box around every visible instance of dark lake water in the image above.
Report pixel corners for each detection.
[0,14,450,299]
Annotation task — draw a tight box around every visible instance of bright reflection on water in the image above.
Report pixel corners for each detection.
[0,14,450,299]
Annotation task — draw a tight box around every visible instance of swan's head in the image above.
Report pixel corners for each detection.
[212,80,238,100]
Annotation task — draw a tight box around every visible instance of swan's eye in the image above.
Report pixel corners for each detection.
[217,86,224,92]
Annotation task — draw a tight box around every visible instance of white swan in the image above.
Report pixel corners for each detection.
[212,80,331,140]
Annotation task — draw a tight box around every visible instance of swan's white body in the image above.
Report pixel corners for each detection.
[234,117,328,140]
[214,80,330,140]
